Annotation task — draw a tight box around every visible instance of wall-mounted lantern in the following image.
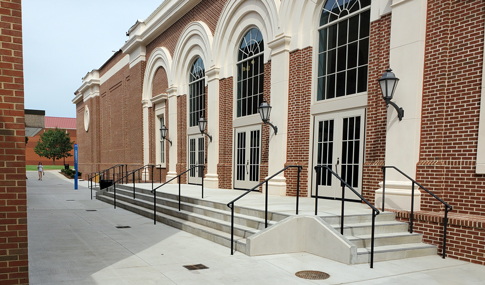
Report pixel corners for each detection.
[160,124,172,146]
[198,117,212,142]
[258,100,278,135]
[378,68,404,121]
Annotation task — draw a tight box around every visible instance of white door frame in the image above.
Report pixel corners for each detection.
[233,125,262,190]
[188,135,204,185]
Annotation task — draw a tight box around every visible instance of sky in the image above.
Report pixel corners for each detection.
[23,0,164,118]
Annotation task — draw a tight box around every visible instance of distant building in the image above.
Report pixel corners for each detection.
[26,116,77,165]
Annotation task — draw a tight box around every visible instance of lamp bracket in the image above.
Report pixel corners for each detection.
[264,121,278,135]
[164,138,173,146]
[386,100,404,121]
[202,132,212,142]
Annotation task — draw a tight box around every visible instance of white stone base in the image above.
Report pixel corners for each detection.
[204,173,219,188]
[375,181,421,211]
[263,176,286,196]
[166,171,178,183]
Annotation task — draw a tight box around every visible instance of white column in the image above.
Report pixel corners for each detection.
[266,35,291,195]
[142,100,151,166]
[166,87,178,181]
[375,0,427,211]
[205,67,220,188]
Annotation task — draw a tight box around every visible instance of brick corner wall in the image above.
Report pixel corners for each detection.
[0,0,29,284]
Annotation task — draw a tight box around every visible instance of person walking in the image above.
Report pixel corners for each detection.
[37,162,43,181]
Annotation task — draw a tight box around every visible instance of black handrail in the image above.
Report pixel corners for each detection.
[314,165,379,268]
[226,165,302,255]
[381,166,452,259]
[150,165,205,225]
[88,164,126,200]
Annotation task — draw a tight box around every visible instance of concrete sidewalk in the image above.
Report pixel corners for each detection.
[27,171,485,284]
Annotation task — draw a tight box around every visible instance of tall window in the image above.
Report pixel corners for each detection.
[189,57,205,127]
[237,28,264,117]
[317,0,371,101]
[159,116,165,165]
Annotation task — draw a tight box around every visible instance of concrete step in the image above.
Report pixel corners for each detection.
[321,212,397,224]
[112,184,289,222]
[106,187,278,230]
[347,232,423,248]
[99,190,268,238]
[332,221,409,235]
[97,194,248,253]
[355,243,437,264]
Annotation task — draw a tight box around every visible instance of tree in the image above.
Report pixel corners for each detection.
[34,128,74,165]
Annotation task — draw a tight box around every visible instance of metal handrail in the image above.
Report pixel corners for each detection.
[381,166,452,259]
[314,165,379,268]
[88,164,126,200]
[150,165,205,225]
[226,165,302,255]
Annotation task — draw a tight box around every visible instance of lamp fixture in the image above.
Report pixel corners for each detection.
[258,100,278,135]
[160,124,172,146]
[378,68,404,121]
[198,117,212,142]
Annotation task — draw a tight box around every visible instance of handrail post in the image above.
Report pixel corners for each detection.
[133,172,135,199]
[443,207,449,259]
[151,165,154,191]
[230,203,234,255]
[370,210,376,268]
[159,166,162,183]
[114,183,117,209]
[178,175,181,211]
[410,183,415,233]
[153,189,157,225]
[315,166,320,216]
[296,166,301,215]
[90,175,93,200]
[265,181,269,228]
[341,182,345,235]
[201,165,204,199]
[382,167,386,212]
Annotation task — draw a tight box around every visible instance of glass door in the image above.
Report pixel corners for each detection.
[312,109,365,200]
[234,125,261,190]
[188,136,204,184]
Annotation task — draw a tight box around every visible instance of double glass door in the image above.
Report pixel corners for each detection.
[188,135,204,185]
[234,126,261,189]
[312,109,365,200]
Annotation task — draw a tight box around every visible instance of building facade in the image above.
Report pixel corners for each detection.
[25,116,77,166]
[74,0,485,265]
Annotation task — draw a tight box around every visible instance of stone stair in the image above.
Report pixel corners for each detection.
[322,213,436,263]
[95,185,436,264]
[96,185,288,254]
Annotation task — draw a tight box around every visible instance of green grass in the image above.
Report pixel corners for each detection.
[26,165,74,171]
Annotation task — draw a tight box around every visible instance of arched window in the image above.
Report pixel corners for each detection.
[189,57,205,127]
[237,28,264,117]
[317,0,371,101]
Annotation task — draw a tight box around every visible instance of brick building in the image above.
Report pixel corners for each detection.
[74,0,485,265]
[25,116,77,166]
[0,0,28,284]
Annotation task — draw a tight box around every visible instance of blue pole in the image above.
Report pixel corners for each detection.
[74,144,78,190]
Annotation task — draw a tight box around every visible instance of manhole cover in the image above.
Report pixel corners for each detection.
[295,270,330,280]
[116,226,131,229]
[183,264,208,271]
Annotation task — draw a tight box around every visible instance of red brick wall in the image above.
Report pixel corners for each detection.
[177,94,187,183]
[152,67,168,96]
[0,0,28,283]
[218,77,233,189]
[362,14,392,205]
[418,0,485,214]
[259,61,271,191]
[25,129,76,165]
[145,0,227,62]
[285,47,312,196]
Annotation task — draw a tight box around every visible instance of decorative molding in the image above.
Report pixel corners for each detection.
[100,55,130,85]
[206,67,220,82]
[268,34,291,56]
[151,93,168,105]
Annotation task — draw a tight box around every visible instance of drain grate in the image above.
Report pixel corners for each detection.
[183,264,209,271]
[115,226,131,229]
[86,210,97,212]
[295,270,330,280]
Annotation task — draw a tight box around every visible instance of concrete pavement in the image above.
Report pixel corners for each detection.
[27,170,485,284]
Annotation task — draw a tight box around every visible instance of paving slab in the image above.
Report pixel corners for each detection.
[27,170,485,284]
